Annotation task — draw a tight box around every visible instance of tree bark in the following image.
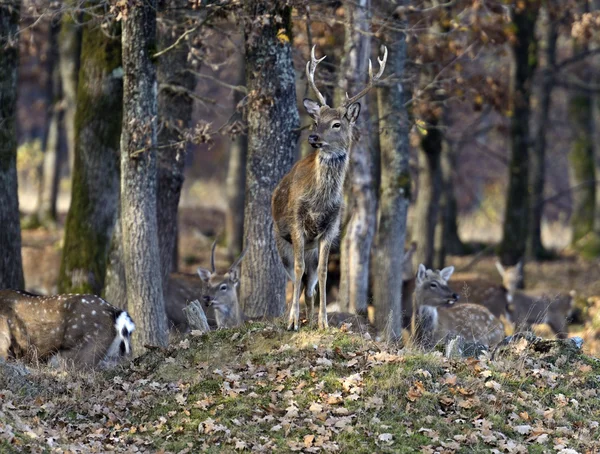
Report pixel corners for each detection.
[498,2,539,266]
[120,0,169,350]
[103,217,127,308]
[528,4,557,259]
[0,0,24,289]
[226,60,247,258]
[241,2,299,318]
[58,16,122,294]
[336,0,376,315]
[372,5,410,342]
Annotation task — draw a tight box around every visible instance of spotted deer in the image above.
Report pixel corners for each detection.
[272,45,387,331]
[0,290,134,368]
[413,265,505,349]
[494,260,574,339]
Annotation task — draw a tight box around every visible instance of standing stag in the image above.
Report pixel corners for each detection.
[0,290,134,368]
[272,45,387,330]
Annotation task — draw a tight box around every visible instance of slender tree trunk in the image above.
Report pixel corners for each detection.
[0,1,24,289]
[413,121,442,269]
[373,5,410,342]
[121,0,168,350]
[498,3,539,266]
[226,60,247,258]
[156,3,196,282]
[58,2,82,173]
[528,4,557,259]
[241,2,299,318]
[337,0,376,315]
[58,17,122,294]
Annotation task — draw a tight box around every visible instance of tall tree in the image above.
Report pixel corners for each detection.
[372,4,410,342]
[58,15,122,294]
[120,0,168,350]
[0,0,24,289]
[498,1,539,266]
[240,2,299,318]
[337,0,376,315]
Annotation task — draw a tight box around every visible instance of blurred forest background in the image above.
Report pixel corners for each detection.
[1,0,600,350]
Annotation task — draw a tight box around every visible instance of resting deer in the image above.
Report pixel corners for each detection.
[272,45,387,331]
[413,265,504,349]
[495,260,573,339]
[0,290,134,368]
[197,241,246,329]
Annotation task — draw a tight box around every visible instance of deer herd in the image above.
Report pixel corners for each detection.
[0,47,577,370]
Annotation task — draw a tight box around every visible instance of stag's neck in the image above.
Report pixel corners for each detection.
[314,148,348,198]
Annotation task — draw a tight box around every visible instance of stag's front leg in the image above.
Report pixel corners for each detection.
[317,239,331,330]
[0,316,11,359]
[287,237,305,331]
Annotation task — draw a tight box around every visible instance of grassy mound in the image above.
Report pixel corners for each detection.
[1,322,599,453]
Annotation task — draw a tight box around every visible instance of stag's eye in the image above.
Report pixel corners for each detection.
[332,122,341,129]
[430,282,438,289]
[220,284,228,292]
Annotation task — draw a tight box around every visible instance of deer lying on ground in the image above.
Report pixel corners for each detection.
[412,264,505,349]
[272,45,387,331]
[494,260,573,339]
[0,290,134,369]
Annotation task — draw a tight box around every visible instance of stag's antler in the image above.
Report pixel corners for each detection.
[230,247,247,271]
[343,45,388,107]
[210,240,217,273]
[306,45,328,106]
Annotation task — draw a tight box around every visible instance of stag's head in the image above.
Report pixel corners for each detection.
[197,242,246,317]
[303,45,387,157]
[415,264,460,307]
[495,259,523,296]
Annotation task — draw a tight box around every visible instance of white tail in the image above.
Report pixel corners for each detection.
[0,290,134,369]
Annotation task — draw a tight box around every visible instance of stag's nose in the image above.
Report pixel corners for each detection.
[203,295,212,306]
[452,293,459,301]
[308,134,321,148]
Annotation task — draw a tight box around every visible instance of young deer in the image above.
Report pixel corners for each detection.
[0,290,134,369]
[197,242,246,329]
[413,265,505,349]
[495,261,573,339]
[272,45,387,331]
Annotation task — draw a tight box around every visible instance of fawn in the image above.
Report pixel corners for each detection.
[0,290,134,368]
[413,265,505,349]
[272,45,387,331]
[495,260,573,339]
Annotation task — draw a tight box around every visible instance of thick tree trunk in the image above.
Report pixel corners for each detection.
[0,1,24,289]
[226,61,247,258]
[103,217,127,308]
[498,3,539,266]
[528,5,557,259]
[337,0,376,315]
[121,0,168,351]
[241,2,299,318]
[156,4,196,282]
[413,122,442,269]
[58,2,82,173]
[58,17,122,294]
[372,5,410,342]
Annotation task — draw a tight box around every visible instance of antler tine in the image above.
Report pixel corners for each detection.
[210,240,217,273]
[230,247,247,271]
[306,45,328,106]
[344,45,388,107]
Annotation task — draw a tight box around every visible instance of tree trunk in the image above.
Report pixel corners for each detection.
[413,121,443,269]
[498,3,539,266]
[336,0,376,315]
[58,16,122,294]
[103,217,127,308]
[226,61,247,258]
[241,2,299,318]
[372,5,410,342]
[528,4,557,259]
[0,1,24,289]
[156,4,196,282]
[58,1,82,173]
[120,0,169,351]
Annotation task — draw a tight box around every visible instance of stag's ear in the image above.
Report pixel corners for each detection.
[417,264,427,284]
[197,268,212,282]
[439,266,455,282]
[345,102,361,123]
[228,267,240,286]
[303,98,321,120]
[495,260,505,277]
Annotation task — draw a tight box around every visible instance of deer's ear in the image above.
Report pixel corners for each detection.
[439,266,455,282]
[197,268,212,282]
[303,98,321,120]
[516,260,524,276]
[417,264,427,284]
[345,102,361,123]
[495,260,505,277]
[228,267,240,286]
